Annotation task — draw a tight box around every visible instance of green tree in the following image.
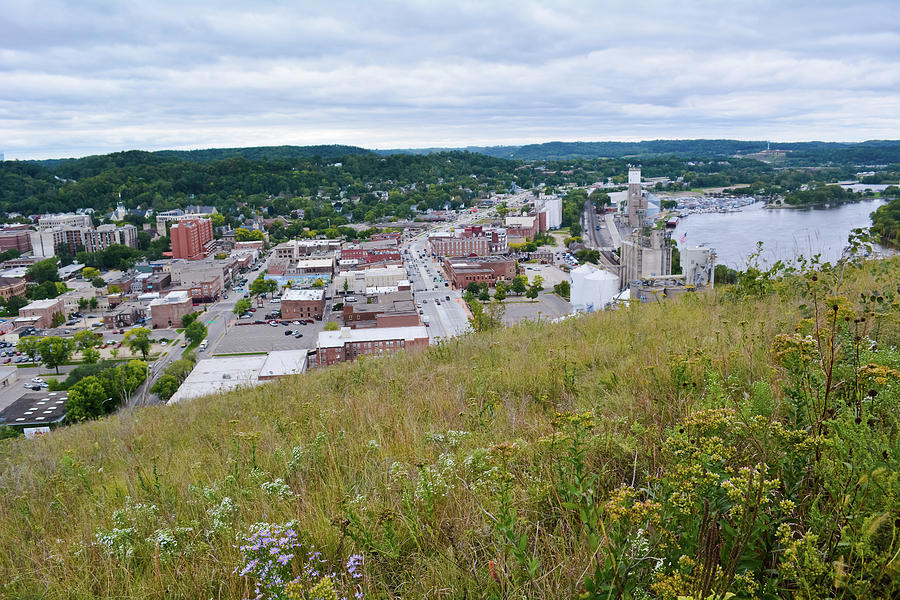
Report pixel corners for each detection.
[74,330,101,352]
[494,281,508,301]
[342,279,350,294]
[50,312,66,328]
[466,282,482,296]
[311,278,324,288]
[17,336,41,363]
[77,297,90,311]
[234,298,251,316]
[65,375,108,422]
[478,287,490,302]
[150,374,180,402]
[468,298,504,333]
[89,297,99,310]
[81,347,100,364]
[26,258,59,284]
[526,285,539,301]
[511,275,528,295]
[81,266,100,280]
[324,321,340,331]
[531,275,544,291]
[5,295,28,316]
[553,280,571,299]
[91,277,106,288]
[123,327,152,360]
[184,320,207,346]
[37,336,76,374]
[181,312,199,328]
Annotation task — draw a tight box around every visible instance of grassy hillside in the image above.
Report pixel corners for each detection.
[1,258,899,599]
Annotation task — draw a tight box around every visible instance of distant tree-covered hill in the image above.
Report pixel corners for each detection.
[32,145,372,177]
[383,139,900,165]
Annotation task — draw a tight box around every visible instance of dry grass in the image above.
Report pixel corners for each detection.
[0,258,896,599]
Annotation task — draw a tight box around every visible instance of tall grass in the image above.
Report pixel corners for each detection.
[0,258,898,599]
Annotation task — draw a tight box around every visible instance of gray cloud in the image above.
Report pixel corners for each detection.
[1,0,898,158]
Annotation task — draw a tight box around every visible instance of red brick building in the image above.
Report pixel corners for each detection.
[444,257,516,289]
[280,288,326,320]
[0,230,32,253]
[149,291,194,329]
[316,325,429,366]
[341,291,420,329]
[170,218,214,260]
[18,298,64,328]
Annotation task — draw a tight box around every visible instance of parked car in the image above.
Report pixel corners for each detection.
[292,321,301,326]
[268,321,278,327]
[284,330,293,336]
[31,377,44,384]
[294,332,303,338]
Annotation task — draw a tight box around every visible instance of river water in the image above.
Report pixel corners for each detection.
[673,199,887,268]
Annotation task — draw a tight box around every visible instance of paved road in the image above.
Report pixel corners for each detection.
[404,220,477,342]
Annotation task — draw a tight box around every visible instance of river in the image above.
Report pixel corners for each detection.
[673,199,888,268]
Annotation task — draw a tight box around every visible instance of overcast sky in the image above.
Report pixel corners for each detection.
[1,0,899,159]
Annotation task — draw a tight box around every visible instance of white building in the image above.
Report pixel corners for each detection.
[168,350,307,403]
[38,213,92,230]
[535,195,562,229]
[681,245,716,288]
[570,264,619,312]
[333,266,406,294]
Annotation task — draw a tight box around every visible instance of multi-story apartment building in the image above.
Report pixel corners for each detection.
[155,207,216,233]
[170,218,214,260]
[37,213,93,230]
[82,224,138,253]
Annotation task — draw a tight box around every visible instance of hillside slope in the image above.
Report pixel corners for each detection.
[0,259,898,599]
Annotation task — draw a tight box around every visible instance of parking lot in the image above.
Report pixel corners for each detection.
[213,318,323,353]
[500,291,572,325]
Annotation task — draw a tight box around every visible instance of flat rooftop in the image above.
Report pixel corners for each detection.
[283,289,324,302]
[317,325,428,349]
[0,392,68,427]
[168,350,307,404]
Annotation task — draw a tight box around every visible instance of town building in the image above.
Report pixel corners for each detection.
[0,277,26,300]
[504,216,539,241]
[428,226,507,257]
[271,239,341,261]
[626,166,647,229]
[0,229,32,253]
[81,224,138,252]
[0,391,68,431]
[333,265,407,295]
[149,291,193,329]
[155,207,216,233]
[534,195,562,229]
[17,298,65,328]
[103,301,147,329]
[369,231,402,244]
[619,228,673,290]
[167,258,236,301]
[286,257,335,276]
[316,326,429,366]
[280,288,326,321]
[38,213,93,230]
[170,218,214,260]
[167,350,307,404]
[341,290,420,328]
[443,256,516,289]
[29,228,84,258]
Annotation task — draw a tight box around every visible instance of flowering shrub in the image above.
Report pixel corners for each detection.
[235,522,363,600]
